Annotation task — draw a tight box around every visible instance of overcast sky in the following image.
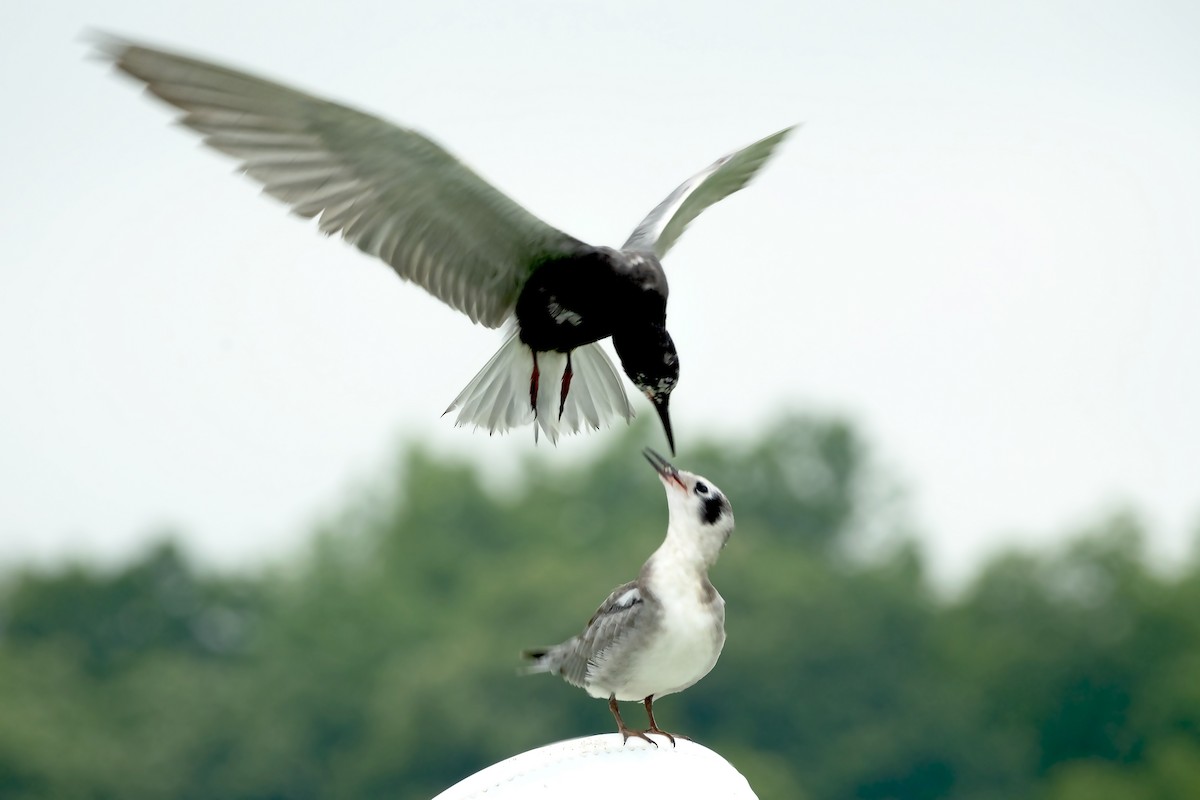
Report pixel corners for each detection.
[4,1,1198,583]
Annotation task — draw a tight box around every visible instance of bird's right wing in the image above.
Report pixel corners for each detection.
[622,126,795,259]
[94,35,586,327]
[557,581,647,688]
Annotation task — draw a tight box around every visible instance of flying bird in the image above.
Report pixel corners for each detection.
[95,35,793,453]
[523,449,734,745]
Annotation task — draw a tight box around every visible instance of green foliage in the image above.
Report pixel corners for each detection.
[1,414,1197,799]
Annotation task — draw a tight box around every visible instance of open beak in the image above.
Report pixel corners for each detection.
[643,447,685,491]
[652,396,675,456]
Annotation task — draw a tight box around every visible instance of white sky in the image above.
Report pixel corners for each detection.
[3,1,1199,583]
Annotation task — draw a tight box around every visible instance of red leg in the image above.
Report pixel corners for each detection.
[643,696,689,746]
[529,351,540,414]
[609,695,656,747]
[558,352,573,420]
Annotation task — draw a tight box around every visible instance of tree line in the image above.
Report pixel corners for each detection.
[1,414,1198,799]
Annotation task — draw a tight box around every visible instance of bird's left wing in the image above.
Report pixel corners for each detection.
[94,35,585,327]
[622,126,795,259]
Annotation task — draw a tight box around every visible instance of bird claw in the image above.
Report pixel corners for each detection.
[646,726,689,746]
[618,725,686,747]
[618,726,659,747]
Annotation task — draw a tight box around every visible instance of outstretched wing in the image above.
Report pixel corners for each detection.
[95,35,585,327]
[622,126,795,259]
[558,581,649,688]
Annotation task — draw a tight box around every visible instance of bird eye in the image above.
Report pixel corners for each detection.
[694,482,709,495]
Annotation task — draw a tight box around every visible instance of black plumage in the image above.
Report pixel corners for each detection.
[96,34,793,452]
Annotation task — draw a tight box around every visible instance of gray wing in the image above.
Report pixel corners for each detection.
[94,35,585,327]
[622,126,795,259]
[558,581,651,688]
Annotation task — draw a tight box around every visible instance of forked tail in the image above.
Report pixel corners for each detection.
[444,331,635,443]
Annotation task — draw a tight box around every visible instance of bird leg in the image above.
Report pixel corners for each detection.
[609,695,658,747]
[558,352,574,420]
[643,696,688,746]
[529,352,540,415]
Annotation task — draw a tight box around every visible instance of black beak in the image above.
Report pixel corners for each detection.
[643,447,685,490]
[652,395,675,456]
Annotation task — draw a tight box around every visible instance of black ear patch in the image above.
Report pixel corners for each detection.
[702,495,725,525]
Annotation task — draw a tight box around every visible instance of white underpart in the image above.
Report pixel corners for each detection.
[446,331,634,442]
[587,533,726,702]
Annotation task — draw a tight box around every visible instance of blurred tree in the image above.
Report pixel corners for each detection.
[0,415,1197,799]
[1,540,261,673]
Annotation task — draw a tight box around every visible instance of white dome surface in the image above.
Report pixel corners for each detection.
[431,734,758,799]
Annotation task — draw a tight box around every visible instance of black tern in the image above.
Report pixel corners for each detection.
[95,35,792,453]
[523,449,734,745]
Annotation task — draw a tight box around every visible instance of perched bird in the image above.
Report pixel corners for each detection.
[94,35,793,453]
[523,449,734,745]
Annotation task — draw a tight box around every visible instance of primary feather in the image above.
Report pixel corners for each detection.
[623,126,795,258]
[95,34,794,447]
[95,35,583,327]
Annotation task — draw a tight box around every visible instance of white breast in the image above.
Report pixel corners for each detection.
[611,575,725,702]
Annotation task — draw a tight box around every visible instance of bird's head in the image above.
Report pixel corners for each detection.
[613,326,679,454]
[643,448,734,561]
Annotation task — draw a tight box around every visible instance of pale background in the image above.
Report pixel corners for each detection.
[3,1,1198,585]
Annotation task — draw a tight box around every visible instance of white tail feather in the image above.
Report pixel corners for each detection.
[561,342,635,432]
[445,330,536,435]
[533,350,569,443]
[445,333,635,442]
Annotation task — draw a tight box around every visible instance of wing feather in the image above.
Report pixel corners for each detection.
[95,35,585,327]
[554,581,647,688]
[622,126,795,259]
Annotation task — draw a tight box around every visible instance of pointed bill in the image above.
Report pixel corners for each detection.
[643,447,684,489]
[651,396,676,456]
